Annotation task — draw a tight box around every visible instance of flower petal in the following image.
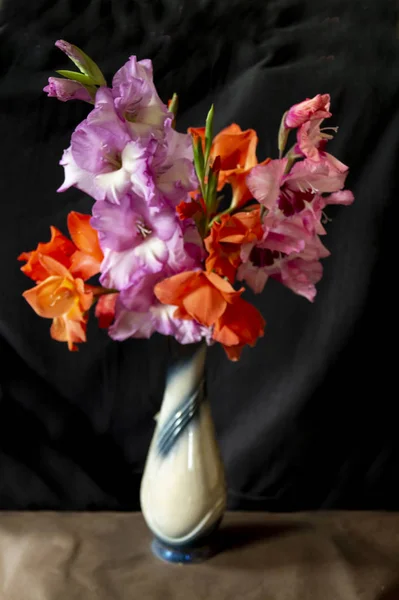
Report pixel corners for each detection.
[247,159,287,209]
[58,147,104,200]
[182,283,226,327]
[18,226,76,282]
[23,276,76,318]
[154,271,201,307]
[213,297,265,352]
[44,77,93,103]
[285,94,331,129]
[95,293,118,328]
[67,212,103,261]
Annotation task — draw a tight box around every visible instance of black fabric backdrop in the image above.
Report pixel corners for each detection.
[0,0,397,511]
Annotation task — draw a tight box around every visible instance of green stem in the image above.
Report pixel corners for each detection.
[92,287,119,297]
[208,206,234,230]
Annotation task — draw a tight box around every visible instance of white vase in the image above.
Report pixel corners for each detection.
[140,341,226,563]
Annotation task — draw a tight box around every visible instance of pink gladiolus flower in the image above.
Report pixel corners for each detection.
[247,155,351,213]
[270,258,323,302]
[43,77,93,103]
[284,94,331,129]
[237,244,324,302]
[295,120,338,162]
[238,164,353,301]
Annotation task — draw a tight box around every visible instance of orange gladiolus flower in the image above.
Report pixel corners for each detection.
[204,208,264,282]
[188,124,269,209]
[22,255,94,351]
[154,270,265,360]
[67,212,104,280]
[212,297,266,361]
[19,212,103,283]
[19,212,105,350]
[19,226,76,282]
[155,270,240,327]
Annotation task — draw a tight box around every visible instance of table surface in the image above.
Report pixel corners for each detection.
[0,511,398,599]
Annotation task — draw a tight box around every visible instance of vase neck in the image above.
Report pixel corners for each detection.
[159,342,207,419]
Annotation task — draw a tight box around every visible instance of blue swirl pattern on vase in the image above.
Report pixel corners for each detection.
[156,379,205,457]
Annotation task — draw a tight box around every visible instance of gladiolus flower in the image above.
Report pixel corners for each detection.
[154,270,265,359]
[212,296,266,361]
[111,56,169,137]
[277,94,333,161]
[284,94,331,129]
[22,255,94,351]
[204,209,263,282]
[43,77,93,103]
[19,212,105,350]
[67,212,104,279]
[19,226,76,282]
[155,270,241,326]
[18,212,103,283]
[247,155,351,214]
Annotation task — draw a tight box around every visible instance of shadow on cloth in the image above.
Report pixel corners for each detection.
[214,517,396,575]
[377,580,399,600]
[217,519,311,553]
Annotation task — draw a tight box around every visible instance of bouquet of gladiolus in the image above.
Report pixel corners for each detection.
[19,41,354,361]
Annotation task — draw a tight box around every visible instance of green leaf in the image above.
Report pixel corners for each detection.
[83,85,98,103]
[192,135,205,183]
[168,93,178,117]
[56,70,94,85]
[205,167,219,211]
[78,48,107,85]
[65,44,107,86]
[204,104,214,167]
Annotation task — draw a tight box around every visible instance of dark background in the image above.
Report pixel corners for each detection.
[0,0,397,511]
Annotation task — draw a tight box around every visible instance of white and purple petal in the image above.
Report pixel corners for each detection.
[71,88,131,173]
[156,159,198,205]
[99,237,168,290]
[109,298,208,344]
[58,147,105,200]
[111,56,169,134]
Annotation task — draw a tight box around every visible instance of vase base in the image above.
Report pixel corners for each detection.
[151,537,217,564]
[151,517,223,564]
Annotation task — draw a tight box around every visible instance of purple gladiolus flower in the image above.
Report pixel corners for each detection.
[151,119,198,205]
[43,77,93,103]
[92,194,182,290]
[111,56,169,137]
[59,89,155,203]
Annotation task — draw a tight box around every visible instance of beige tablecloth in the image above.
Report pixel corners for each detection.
[0,511,398,599]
